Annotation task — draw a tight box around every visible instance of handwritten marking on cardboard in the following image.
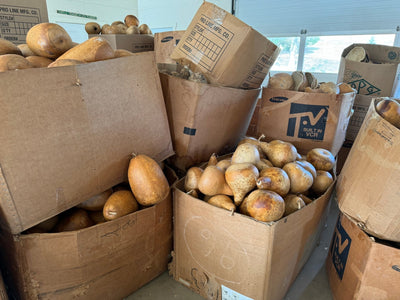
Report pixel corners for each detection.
[183,216,249,284]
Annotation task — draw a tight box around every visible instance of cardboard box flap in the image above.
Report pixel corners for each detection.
[0,52,174,234]
[342,43,400,64]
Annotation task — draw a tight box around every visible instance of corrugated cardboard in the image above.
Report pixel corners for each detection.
[0,271,7,300]
[337,99,400,242]
[0,193,172,300]
[326,213,400,300]
[248,87,356,157]
[0,52,174,234]
[337,43,400,97]
[88,34,154,53]
[170,1,280,89]
[170,177,334,300]
[154,31,185,64]
[345,94,374,141]
[0,0,48,45]
[335,140,353,175]
[158,64,260,171]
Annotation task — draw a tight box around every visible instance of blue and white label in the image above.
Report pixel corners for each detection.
[330,216,352,280]
[221,285,253,300]
[286,103,328,140]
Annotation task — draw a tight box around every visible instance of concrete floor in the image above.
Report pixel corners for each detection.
[125,195,339,300]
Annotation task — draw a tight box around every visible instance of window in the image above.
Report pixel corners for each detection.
[269,37,300,72]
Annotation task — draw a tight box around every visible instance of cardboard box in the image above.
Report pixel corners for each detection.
[170,1,280,89]
[158,64,260,171]
[0,0,48,45]
[337,43,400,97]
[88,34,154,53]
[337,99,400,242]
[326,213,400,300]
[0,193,172,300]
[248,87,356,157]
[0,271,7,300]
[154,31,185,64]
[335,140,352,175]
[345,94,374,141]
[170,177,334,300]
[0,52,174,234]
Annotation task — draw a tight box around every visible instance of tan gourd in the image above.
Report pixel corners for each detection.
[17,44,35,57]
[311,170,334,195]
[77,188,113,211]
[282,162,314,194]
[216,158,231,171]
[114,49,135,58]
[255,158,273,171]
[54,208,94,232]
[103,190,139,221]
[184,167,203,192]
[29,215,59,233]
[126,26,140,35]
[207,195,235,211]
[306,148,335,171]
[267,72,294,90]
[375,98,400,129]
[125,15,140,27]
[26,23,73,59]
[128,154,170,206]
[0,54,33,72]
[284,194,306,216]
[198,166,233,196]
[0,38,22,55]
[225,163,259,206]
[257,167,290,197]
[207,153,218,166]
[88,211,106,224]
[139,24,152,35]
[56,37,114,62]
[25,56,53,68]
[244,190,285,222]
[85,22,101,34]
[295,160,317,179]
[231,143,260,165]
[48,59,85,68]
[260,140,298,168]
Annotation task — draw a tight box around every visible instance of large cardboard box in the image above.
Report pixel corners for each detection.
[337,99,400,242]
[247,88,356,157]
[88,34,154,53]
[159,64,260,171]
[326,213,400,300]
[170,2,280,89]
[154,31,185,64]
[170,177,334,300]
[0,0,48,45]
[337,43,400,97]
[0,193,172,299]
[0,52,174,234]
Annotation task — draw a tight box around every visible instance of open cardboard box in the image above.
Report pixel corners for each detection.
[326,212,400,300]
[158,63,260,171]
[0,192,172,299]
[247,87,356,157]
[170,1,280,89]
[154,31,185,64]
[170,173,335,300]
[0,51,174,234]
[88,34,154,53]
[337,98,400,242]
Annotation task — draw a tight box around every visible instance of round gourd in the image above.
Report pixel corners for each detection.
[26,23,73,59]
[128,154,170,206]
[103,190,139,221]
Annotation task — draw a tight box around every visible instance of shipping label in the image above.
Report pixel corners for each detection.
[178,14,234,72]
[0,4,44,44]
[286,103,329,141]
[330,216,352,280]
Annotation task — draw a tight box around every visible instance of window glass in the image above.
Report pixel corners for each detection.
[269,37,300,72]
[303,34,395,73]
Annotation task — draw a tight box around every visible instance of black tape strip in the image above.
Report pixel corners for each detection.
[183,127,196,136]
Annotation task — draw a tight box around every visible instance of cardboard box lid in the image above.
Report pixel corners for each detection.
[171,177,334,300]
[0,0,48,45]
[0,52,174,234]
[170,1,280,89]
[159,64,260,170]
[88,34,154,52]
[154,31,185,64]
[337,99,400,242]
[252,88,356,156]
[327,213,400,300]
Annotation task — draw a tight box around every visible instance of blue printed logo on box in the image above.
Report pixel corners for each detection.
[286,103,328,140]
[330,216,352,280]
